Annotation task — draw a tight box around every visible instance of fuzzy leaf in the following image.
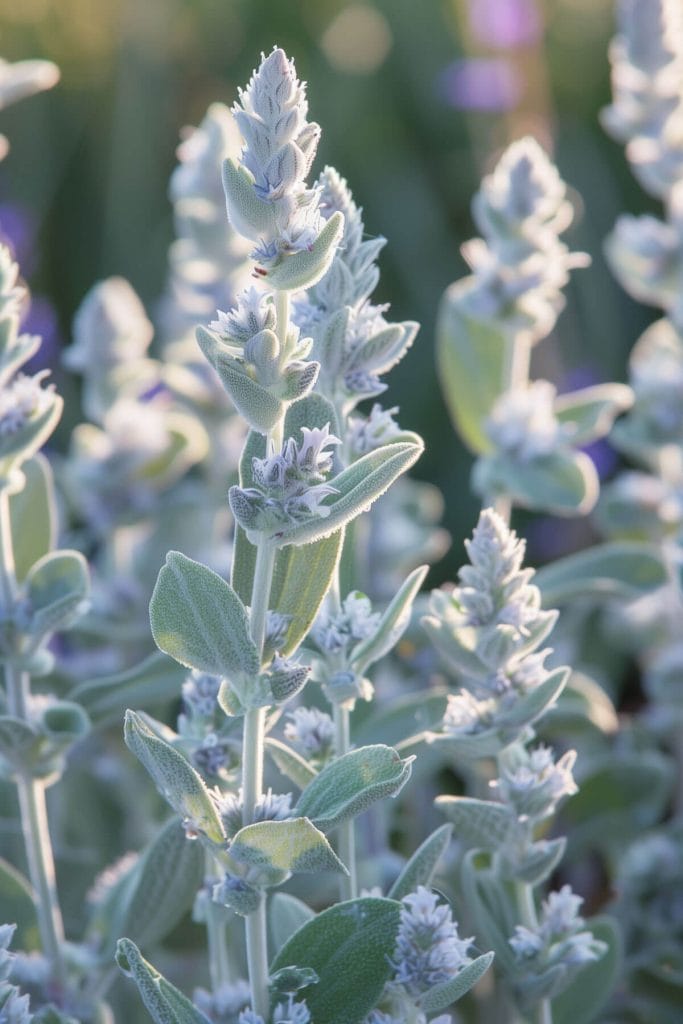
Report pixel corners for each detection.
[535,542,667,606]
[295,744,413,832]
[270,897,402,1024]
[196,327,284,433]
[116,938,212,1024]
[269,892,315,953]
[552,916,622,1024]
[71,653,186,726]
[351,565,428,674]
[221,157,277,239]
[475,450,599,516]
[461,850,517,975]
[265,737,318,789]
[266,212,344,291]
[418,952,495,1011]
[229,817,347,875]
[24,550,89,636]
[116,817,205,955]
[510,837,567,885]
[10,454,55,582]
[353,688,449,749]
[437,282,506,454]
[150,552,259,677]
[435,797,516,850]
[124,710,225,845]
[389,824,453,900]
[269,439,423,547]
[555,383,633,444]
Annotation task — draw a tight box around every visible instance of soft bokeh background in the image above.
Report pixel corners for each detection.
[0,0,657,564]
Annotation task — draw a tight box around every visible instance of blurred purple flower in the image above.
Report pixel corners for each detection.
[22,295,61,372]
[468,0,542,51]
[439,58,522,112]
[560,366,619,480]
[0,201,37,276]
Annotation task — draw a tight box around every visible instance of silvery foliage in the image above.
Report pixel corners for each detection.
[308,589,380,706]
[0,925,31,1024]
[458,136,589,340]
[426,510,607,1011]
[424,509,561,755]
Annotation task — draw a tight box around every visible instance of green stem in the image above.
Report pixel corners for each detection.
[333,702,357,900]
[0,487,66,984]
[239,289,292,1020]
[488,330,531,520]
[206,852,233,992]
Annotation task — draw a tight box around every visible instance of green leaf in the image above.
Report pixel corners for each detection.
[475,449,599,516]
[270,897,402,1024]
[268,533,342,657]
[535,542,668,606]
[353,688,449,749]
[436,281,506,454]
[0,856,39,950]
[552,916,622,1024]
[266,212,344,291]
[0,714,37,767]
[265,737,318,789]
[196,327,284,433]
[295,745,413,832]
[70,652,186,726]
[269,892,315,953]
[554,383,633,445]
[150,552,259,677]
[461,850,517,975]
[351,565,428,674]
[24,549,90,636]
[389,824,453,900]
[418,951,495,1011]
[115,817,205,955]
[124,710,226,845]
[10,454,55,583]
[511,837,567,885]
[229,817,347,875]
[270,439,423,547]
[116,938,212,1024]
[435,797,516,850]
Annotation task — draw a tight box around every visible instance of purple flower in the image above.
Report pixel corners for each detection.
[439,58,522,112]
[468,0,543,51]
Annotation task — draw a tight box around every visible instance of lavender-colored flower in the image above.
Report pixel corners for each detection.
[284,706,335,759]
[492,745,578,822]
[439,58,522,113]
[272,995,311,1024]
[441,690,496,736]
[391,886,473,996]
[209,287,275,346]
[311,590,380,654]
[194,979,250,1024]
[0,370,55,436]
[509,884,607,981]
[347,404,401,456]
[486,382,564,462]
[468,0,542,50]
[214,786,293,838]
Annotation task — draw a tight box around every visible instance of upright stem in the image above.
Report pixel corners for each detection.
[206,852,234,992]
[334,702,357,900]
[0,487,66,984]
[239,287,291,1020]
[490,331,531,521]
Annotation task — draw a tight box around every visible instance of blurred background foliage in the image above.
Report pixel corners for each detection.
[0,0,658,566]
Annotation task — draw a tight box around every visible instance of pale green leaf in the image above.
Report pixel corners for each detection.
[535,542,667,606]
[418,951,495,1011]
[116,938,211,1024]
[24,549,89,635]
[70,652,186,726]
[229,816,347,874]
[389,824,453,900]
[269,892,315,953]
[351,565,428,674]
[10,454,55,583]
[435,797,516,850]
[552,917,622,1024]
[265,737,318,789]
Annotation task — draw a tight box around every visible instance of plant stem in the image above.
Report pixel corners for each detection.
[239,288,292,1020]
[206,852,233,992]
[0,487,66,984]
[490,330,531,521]
[334,702,357,900]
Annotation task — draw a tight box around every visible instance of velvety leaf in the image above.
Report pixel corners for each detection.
[353,688,449,749]
[437,281,506,454]
[476,450,599,516]
[124,710,225,845]
[435,797,516,850]
[269,892,315,953]
[24,549,89,635]
[266,212,344,291]
[552,916,622,1024]
[555,383,633,445]
[70,652,186,726]
[295,745,413,832]
[535,542,667,606]
[509,837,567,885]
[10,454,55,583]
[116,938,211,1024]
[418,952,495,1011]
[196,326,284,433]
[389,824,453,900]
[229,817,347,874]
[461,850,517,975]
[265,737,318,789]
[270,897,402,1024]
[150,552,259,677]
[116,817,205,954]
[351,565,428,674]
[270,439,423,547]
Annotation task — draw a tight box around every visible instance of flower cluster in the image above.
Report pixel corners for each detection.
[602,0,683,198]
[484,380,564,463]
[491,744,578,824]
[390,886,473,996]
[229,425,341,535]
[237,995,311,1024]
[311,591,380,654]
[510,886,607,1003]
[457,137,589,339]
[194,980,251,1024]
[229,47,322,268]
[213,786,293,839]
[0,924,31,1024]
[283,706,335,762]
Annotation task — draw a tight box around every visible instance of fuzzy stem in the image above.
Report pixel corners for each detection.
[206,852,234,992]
[239,288,292,1020]
[334,702,357,900]
[0,487,66,984]
[489,331,531,521]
